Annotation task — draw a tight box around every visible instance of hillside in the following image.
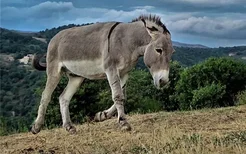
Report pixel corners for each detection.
[0,28,47,57]
[1,105,246,154]
[173,46,246,66]
[172,41,208,48]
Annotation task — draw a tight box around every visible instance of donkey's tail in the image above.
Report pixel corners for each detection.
[32,54,47,71]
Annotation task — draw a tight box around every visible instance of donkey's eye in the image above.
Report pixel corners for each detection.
[155,48,163,54]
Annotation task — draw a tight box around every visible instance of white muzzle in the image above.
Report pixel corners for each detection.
[152,69,169,89]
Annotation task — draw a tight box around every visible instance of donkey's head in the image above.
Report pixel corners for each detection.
[141,16,174,89]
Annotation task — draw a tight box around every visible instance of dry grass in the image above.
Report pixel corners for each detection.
[1,105,246,154]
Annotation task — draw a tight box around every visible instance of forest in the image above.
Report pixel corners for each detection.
[0,25,246,135]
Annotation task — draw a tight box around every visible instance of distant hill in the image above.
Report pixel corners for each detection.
[33,23,92,43]
[10,30,36,36]
[172,46,246,66]
[172,41,208,48]
[0,28,47,57]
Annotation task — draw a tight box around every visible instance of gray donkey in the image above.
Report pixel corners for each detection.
[31,15,174,134]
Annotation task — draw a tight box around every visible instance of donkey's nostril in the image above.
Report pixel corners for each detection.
[160,78,169,86]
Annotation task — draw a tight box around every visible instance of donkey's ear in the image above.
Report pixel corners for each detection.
[146,26,160,40]
[141,19,160,40]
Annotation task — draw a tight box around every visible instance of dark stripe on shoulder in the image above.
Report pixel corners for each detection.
[108,22,121,52]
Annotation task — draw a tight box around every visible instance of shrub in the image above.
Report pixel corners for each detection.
[236,90,246,105]
[175,57,246,110]
[127,61,183,112]
[149,61,184,111]
[191,83,226,109]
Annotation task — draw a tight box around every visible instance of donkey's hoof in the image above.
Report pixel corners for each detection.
[66,125,76,134]
[119,121,132,131]
[31,125,41,134]
[94,111,107,122]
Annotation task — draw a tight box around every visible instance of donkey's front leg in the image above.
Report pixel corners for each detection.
[105,69,131,131]
[94,74,128,122]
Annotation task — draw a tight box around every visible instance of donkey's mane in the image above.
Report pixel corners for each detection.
[132,14,170,34]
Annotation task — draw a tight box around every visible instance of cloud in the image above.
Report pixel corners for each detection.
[0,1,153,30]
[1,1,245,40]
[1,0,245,46]
[157,0,246,13]
[131,6,155,10]
[1,1,74,19]
[30,1,74,13]
[60,8,151,26]
[179,0,245,5]
[167,16,246,39]
[0,0,27,5]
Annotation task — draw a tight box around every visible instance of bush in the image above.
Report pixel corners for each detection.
[236,90,246,105]
[126,69,161,113]
[126,61,183,112]
[191,83,226,109]
[175,57,246,110]
[157,61,183,111]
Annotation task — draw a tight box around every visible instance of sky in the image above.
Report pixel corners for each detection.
[1,0,246,47]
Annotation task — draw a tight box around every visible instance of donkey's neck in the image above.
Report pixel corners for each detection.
[127,21,152,57]
[110,21,152,71]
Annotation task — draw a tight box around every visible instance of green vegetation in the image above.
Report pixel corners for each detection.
[0,25,246,136]
[173,46,246,66]
[0,28,47,58]
[236,90,246,105]
[175,57,246,110]
[34,23,92,43]
[39,58,245,129]
[0,61,45,135]
[32,62,182,128]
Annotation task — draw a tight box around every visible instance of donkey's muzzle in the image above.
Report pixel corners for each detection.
[154,78,169,89]
[153,69,169,89]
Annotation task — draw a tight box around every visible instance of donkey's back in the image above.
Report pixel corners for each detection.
[44,22,119,79]
[48,22,118,62]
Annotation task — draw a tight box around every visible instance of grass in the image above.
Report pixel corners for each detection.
[1,105,246,154]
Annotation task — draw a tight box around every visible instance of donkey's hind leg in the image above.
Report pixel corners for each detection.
[31,73,61,134]
[94,104,116,122]
[59,75,84,133]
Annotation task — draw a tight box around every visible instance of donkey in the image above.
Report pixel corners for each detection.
[31,15,174,134]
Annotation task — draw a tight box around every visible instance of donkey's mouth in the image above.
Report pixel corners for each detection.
[154,78,170,89]
[152,69,169,89]
[154,80,161,89]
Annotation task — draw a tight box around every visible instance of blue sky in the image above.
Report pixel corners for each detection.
[1,0,246,47]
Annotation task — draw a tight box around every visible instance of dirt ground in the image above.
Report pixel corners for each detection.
[1,105,246,154]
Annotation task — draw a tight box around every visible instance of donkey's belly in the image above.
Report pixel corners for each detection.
[62,60,106,79]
